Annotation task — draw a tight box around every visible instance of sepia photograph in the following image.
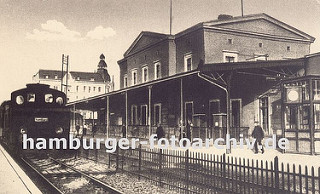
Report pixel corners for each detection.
[1,0,320,193]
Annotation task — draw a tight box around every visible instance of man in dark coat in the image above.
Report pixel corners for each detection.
[75,125,80,137]
[252,121,265,154]
[156,123,165,139]
[92,124,97,138]
[186,119,193,140]
[122,124,126,138]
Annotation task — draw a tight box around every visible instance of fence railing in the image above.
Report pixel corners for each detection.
[108,125,249,140]
[78,145,319,194]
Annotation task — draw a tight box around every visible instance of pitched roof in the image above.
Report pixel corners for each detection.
[70,71,105,82]
[123,31,171,57]
[35,69,105,82]
[36,69,65,80]
[176,13,315,42]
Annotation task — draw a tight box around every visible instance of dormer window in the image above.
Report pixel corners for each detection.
[259,43,263,48]
[287,46,291,51]
[54,75,58,79]
[44,75,49,79]
[90,78,95,81]
[77,77,80,81]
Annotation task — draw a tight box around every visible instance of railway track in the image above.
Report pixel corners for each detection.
[21,154,123,194]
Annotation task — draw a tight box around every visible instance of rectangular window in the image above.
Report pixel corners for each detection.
[124,74,128,87]
[259,97,268,131]
[131,105,138,125]
[142,66,148,83]
[88,87,91,93]
[154,62,161,79]
[93,87,95,92]
[209,99,220,127]
[313,80,320,100]
[228,38,233,44]
[154,104,161,125]
[76,86,79,92]
[285,105,309,130]
[98,87,101,92]
[259,43,263,48]
[184,54,192,71]
[132,69,138,86]
[223,51,238,63]
[287,46,291,51]
[185,101,193,122]
[83,86,86,92]
[225,56,235,63]
[314,104,320,130]
[140,105,148,125]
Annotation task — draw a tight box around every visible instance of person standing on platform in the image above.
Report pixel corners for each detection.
[75,125,80,137]
[156,123,165,139]
[186,119,193,141]
[92,124,97,138]
[122,124,127,138]
[252,121,265,154]
[83,123,88,136]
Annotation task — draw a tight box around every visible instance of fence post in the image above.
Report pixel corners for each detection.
[139,144,142,180]
[274,156,280,193]
[222,153,226,191]
[159,148,163,187]
[116,143,119,171]
[185,149,189,193]
[108,151,111,168]
[94,142,98,162]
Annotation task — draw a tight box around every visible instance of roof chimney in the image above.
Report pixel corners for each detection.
[218,14,233,20]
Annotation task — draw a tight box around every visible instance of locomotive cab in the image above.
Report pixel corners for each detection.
[2,83,70,151]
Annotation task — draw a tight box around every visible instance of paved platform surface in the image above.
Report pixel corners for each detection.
[0,144,42,194]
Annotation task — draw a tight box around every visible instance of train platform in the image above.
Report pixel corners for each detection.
[0,144,42,194]
[79,132,320,170]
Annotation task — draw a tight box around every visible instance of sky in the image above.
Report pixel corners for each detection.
[0,0,320,102]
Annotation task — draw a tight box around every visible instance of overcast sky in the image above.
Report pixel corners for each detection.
[0,0,320,102]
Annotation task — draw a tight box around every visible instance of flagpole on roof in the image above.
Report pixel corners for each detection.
[170,0,173,35]
[241,0,244,16]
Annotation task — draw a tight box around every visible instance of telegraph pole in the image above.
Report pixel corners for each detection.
[61,54,69,99]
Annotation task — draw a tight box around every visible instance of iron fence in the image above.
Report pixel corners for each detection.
[78,144,319,194]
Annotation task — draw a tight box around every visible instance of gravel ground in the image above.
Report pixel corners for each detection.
[62,157,116,173]
[61,157,179,193]
[99,173,179,194]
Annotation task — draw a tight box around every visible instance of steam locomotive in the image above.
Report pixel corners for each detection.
[0,83,70,152]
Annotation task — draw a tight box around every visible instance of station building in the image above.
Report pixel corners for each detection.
[69,13,320,154]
